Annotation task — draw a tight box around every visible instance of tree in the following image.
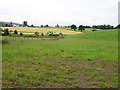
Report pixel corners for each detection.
[5,24,8,27]
[23,21,28,27]
[116,24,120,29]
[78,25,85,32]
[70,24,77,30]
[45,25,49,27]
[56,24,59,27]
[92,25,98,29]
[92,24,114,29]
[31,24,34,27]
[84,25,91,28]
[9,22,13,27]
[41,25,44,27]
[14,30,18,34]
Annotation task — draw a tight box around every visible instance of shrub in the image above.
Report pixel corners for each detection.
[34,32,39,36]
[20,33,23,36]
[10,30,13,33]
[41,33,44,36]
[14,30,18,34]
[47,31,54,34]
[49,34,53,36]
[59,33,63,36]
[52,34,59,36]
[47,31,54,36]
[92,30,97,31]
[4,28,9,36]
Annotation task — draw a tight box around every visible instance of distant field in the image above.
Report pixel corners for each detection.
[2,27,83,35]
[2,28,118,88]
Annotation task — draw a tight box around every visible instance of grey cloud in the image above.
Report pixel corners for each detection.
[0,0,119,26]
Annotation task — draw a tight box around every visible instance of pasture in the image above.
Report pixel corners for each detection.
[2,27,118,88]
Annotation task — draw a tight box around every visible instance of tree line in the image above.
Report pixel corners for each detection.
[70,24,120,31]
[3,21,120,30]
[70,25,85,32]
[24,20,120,30]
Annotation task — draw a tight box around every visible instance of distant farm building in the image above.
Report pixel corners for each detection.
[0,21,23,27]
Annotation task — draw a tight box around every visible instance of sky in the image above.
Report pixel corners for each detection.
[0,0,119,26]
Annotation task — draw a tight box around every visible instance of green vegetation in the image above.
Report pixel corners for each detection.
[2,28,65,40]
[2,27,118,88]
[78,25,85,32]
[2,27,81,35]
[70,24,77,30]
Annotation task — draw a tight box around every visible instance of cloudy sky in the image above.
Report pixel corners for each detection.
[0,0,119,26]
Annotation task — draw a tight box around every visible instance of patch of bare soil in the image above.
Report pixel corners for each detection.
[42,58,118,88]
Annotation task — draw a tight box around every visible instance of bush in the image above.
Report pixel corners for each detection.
[49,34,59,36]
[92,30,97,31]
[10,30,13,32]
[47,31,53,34]
[20,33,23,36]
[4,28,9,36]
[59,33,63,36]
[41,33,44,36]
[34,32,39,36]
[14,30,18,34]
[49,34,53,36]
[52,34,59,36]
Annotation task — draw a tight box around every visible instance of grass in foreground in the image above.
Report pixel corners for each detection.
[2,28,118,88]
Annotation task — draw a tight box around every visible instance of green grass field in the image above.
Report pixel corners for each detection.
[2,27,118,88]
